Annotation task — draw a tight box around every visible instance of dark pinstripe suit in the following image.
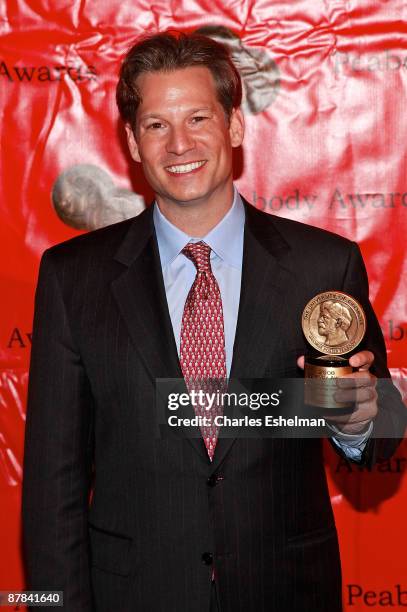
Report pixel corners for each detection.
[22,200,406,611]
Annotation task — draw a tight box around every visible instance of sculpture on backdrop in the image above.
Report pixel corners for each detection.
[195,25,280,114]
[52,164,145,230]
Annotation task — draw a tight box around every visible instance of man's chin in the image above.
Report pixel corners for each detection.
[159,188,214,207]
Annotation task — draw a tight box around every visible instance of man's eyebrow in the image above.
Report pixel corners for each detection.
[138,113,165,122]
[189,107,214,113]
[139,107,214,122]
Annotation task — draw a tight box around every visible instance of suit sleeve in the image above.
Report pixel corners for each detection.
[332,241,407,466]
[22,250,94,611]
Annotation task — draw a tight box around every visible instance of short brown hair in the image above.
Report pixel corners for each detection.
[116,31,242,128]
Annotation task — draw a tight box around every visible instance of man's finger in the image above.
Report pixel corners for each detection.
[336,372,376,388]
[324,402,378,424]
[297,355,305,369]
[334,385,377,405]
[349,350,374,370]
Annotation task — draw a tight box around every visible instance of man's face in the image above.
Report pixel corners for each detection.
[125,66,244,210]
[318,306,337,337]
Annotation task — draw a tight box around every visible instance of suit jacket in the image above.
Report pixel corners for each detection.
[22,199,406,612]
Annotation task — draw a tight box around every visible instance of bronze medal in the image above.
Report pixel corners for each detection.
[301,291,367,411]
[302,291,366,355]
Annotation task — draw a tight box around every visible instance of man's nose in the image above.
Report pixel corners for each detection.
[166,125,195,155]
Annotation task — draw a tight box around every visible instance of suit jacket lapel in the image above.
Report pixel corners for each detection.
[212,200,294,470]
[111,206,181,380]
[230,199,293,379]
[111,206,210,463]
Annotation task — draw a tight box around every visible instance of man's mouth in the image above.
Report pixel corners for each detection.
[165,160,207,174]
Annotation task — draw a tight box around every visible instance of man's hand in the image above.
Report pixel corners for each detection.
[297,351,378,434]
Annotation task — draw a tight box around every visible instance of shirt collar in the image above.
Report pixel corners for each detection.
[153,187,245,269]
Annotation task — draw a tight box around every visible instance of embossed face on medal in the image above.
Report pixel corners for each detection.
[302,291,366,355]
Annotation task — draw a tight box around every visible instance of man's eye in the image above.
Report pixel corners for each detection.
[191,116,207,123]
[147,122,164,129]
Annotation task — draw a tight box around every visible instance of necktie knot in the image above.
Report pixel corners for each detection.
[182,241,211,273]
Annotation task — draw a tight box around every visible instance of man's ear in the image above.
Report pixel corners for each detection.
[229,108,245,148]
[125,123,141,162]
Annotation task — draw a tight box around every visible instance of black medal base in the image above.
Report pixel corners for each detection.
[304,355,355,414]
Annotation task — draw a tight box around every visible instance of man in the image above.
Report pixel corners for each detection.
[22,32,406,612]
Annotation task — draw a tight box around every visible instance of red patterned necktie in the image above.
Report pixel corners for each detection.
[180,241,227,461]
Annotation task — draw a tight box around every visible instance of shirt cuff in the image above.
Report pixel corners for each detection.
[328,421,373,461]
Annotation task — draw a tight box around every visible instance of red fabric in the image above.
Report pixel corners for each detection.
[1,3,406,608]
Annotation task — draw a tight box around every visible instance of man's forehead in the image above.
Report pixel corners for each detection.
[135,67,222,121]
[135,66,218,100]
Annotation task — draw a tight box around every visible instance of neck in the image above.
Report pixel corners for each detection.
[156,185,234,237]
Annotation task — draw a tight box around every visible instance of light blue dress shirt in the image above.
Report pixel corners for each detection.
[153,188,371,460]
[153,188,244,377]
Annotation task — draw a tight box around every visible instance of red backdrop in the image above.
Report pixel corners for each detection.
[1,1,406,609]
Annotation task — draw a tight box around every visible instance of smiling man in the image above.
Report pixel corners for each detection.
[124,65,244,235]
[22,32,406,612]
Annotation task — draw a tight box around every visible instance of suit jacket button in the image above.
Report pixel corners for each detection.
[207,474,224,487]
[202,552,213,566]
[207,475,216,487]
